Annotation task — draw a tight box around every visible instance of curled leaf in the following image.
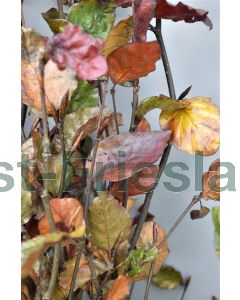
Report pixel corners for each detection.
[42,7,69,34]
[202,159,220,201]
[21,227,85,278]
[134,0,156,42]
[102,16,133,57]
[152,265,183,289]
[38,198,84,235]
[155,0,213,30]
[46,24,108,80]
[94,131,171,181]
[159,97,220,156]
[107,41,161,84]
[190,206,210,220]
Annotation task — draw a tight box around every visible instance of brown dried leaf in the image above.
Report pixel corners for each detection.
[202,159,220,201]
[105,275,129,300]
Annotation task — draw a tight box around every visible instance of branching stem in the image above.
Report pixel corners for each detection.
[57,0,64,19]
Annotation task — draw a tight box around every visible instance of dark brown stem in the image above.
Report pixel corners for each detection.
[110,86,120,134]
[58,112,67,197]
[179,277,191,300]
[57,0,64,19]
[121,180,129,208]
[129,19,176,253]
[129,81,139,132]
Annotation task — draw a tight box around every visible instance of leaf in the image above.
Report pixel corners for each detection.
[134,0,156,42]
[64,106,112,150]
[155,0,213,30]
[21,178,36,224]
[135,95,181,118]
[202,159,220,201]
[110,166,159,201]
[87,193,132,251]
[133,222,169,280]
[46,24,108,80]
[66,80,98,113]
[22,58,78,115]
[190,206,210,220]
[152,266,183,289]
[67,0,117,40]
[94,131,171,181]
[105,275,129,300]
[159,97,220,156]
[21,227,85,278]
[102,16,133,57]
[136,118,151,132]
[212,206,220,256]
[107,41,161,84]
[116,0,132,8]
[38,198,85,235]
[59,256,111,291]
[127,247,158,277]
[42,8,69,34]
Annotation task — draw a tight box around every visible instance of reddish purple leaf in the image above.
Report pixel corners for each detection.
[93,131,171,181]
[155,0,213,29]
[46,24,108,80]
[116,0,132,8]
[134,0,156,42]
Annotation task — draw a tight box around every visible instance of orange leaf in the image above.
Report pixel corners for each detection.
[107,41,161,84]
[105,275,129,300]
[201,159,220,201]
[136,117,151,132]
[38,198,84,234]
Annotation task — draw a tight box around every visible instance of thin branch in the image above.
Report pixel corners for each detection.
[38,59,61,300]
[179,276,191,300]
[58,112,67,197]
[57,0,64,19]
[68,80,108,300]
[129,19,176,252]
[122,180,129,208]
[21,0,25,27]
[110,85,120,134]
[85,253,102,299]
[129,81,139,132]
[68,242,84,300]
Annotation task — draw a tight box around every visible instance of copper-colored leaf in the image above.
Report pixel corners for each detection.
[110,166,159,200]
[202,159,220,201]
[105,275,129,300]
[59,256,111,291]
[107,41,161,84]
[102,17,133,57]
[159,97,220,156]
[136,117,151,132]
[134,0,156,42]
[94,131,171,181]
[133,221,169,280]
[38,198,84,235]
[155,0,213,29]
[190,206,210,220]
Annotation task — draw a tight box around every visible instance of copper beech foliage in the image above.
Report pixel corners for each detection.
[21,0,219,299]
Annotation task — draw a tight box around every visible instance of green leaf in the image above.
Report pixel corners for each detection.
[63,106,112,151]
[21,178,35,224]
[67,80,98,113]
[42,8,69,34]
[136,95,182,118]
[67,0,117,39]
[152,266,183,289]
[87,192,132,251]
[127,247,158,277]
[212,206,220,256]
[47,153,73,196]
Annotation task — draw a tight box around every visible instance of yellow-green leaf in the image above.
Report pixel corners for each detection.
[152,266,183,289]
[87,193,132,251]
[42,8,69,34]
[159,97,220,156]
[102,16,133,57]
